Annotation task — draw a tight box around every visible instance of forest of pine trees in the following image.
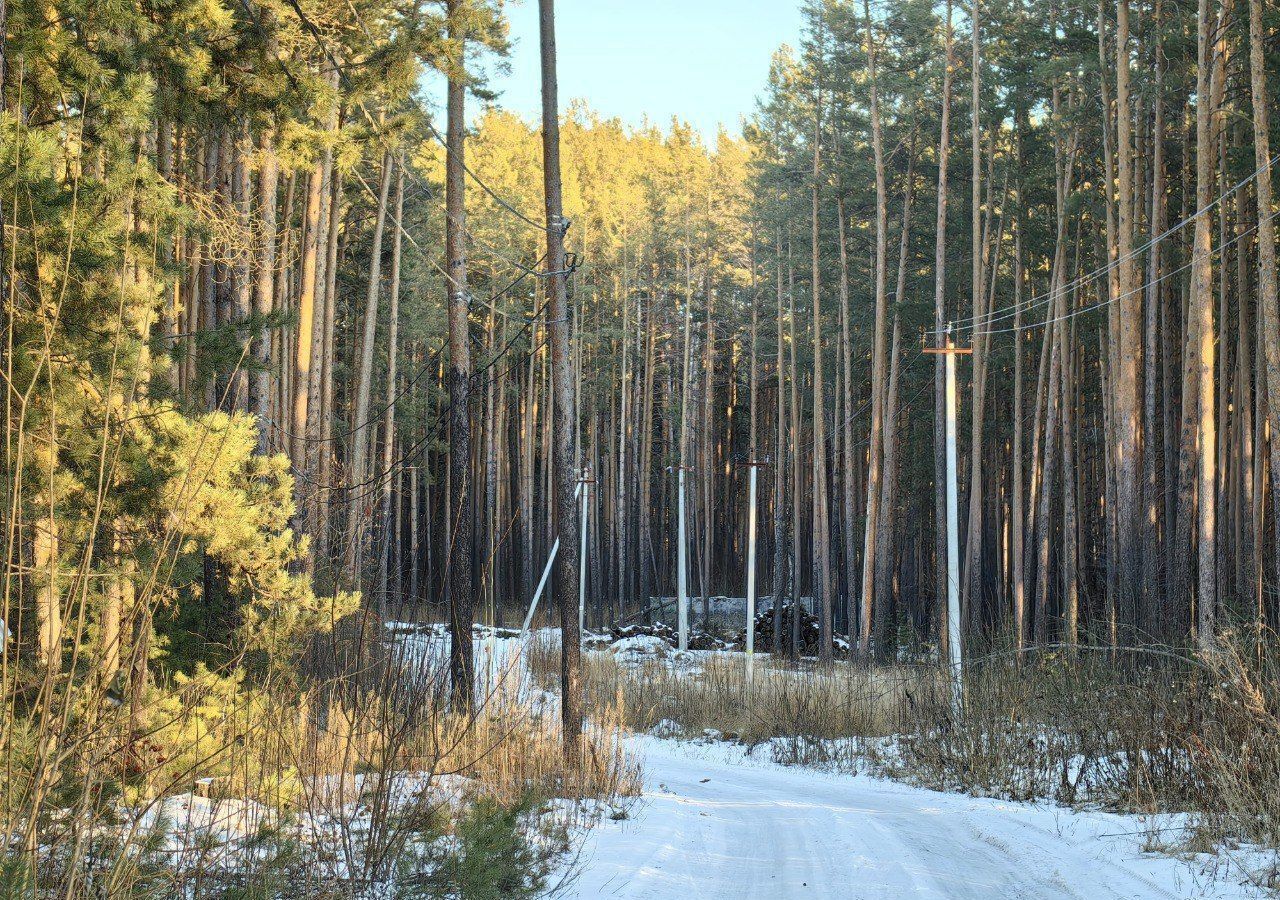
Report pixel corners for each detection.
[10,0,1280,720]
[7,0,1280,888]
[378,0,1280,664]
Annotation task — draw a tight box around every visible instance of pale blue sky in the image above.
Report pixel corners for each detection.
[478,0,806,139]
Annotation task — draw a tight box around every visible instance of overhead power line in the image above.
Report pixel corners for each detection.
[934,148,1280,336]
[421,118,553,234]
[973,204,1280,337]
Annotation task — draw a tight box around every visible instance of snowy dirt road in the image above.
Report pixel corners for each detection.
[559,737,1261,899]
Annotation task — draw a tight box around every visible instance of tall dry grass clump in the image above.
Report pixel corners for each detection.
[882,645,1201,808]
[887,630,1280,860]
[527,635,926,767]
[1188,631,1280,850]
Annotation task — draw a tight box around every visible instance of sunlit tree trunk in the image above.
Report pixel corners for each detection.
[1111,0,1143,633]
[859,0,886,662]
[345,150,394,586]
[811,104,833,663]
[377,156,405,612]
[874,319,902,637]
[1140,3,1166,636]
[290,70,336,549]
[251,127,279,453]
[1247,0,1280,602]
[837,198,856,645]
[33,510,59,672]
[772,232,789,654]
[960,0,985,637]
[1189,0,1230,646]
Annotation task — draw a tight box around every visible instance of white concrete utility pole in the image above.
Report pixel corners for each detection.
[743,459,766,684]
[925,325,970,716]
[677,465,691,652]
[578,469,593,637]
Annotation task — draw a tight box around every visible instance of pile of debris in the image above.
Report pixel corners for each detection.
[608,622,728,651]
[737,604,834,656]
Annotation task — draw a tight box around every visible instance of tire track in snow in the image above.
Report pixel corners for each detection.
[561,737,1252,899]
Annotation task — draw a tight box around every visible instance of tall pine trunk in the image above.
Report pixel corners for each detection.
[859,0,887,662]
[378,157,405,612]
[445,10,474,712]
[539,0,582,763]
[1247,0,1280,603]
[1113,0,1143,632]
[345,149,394,586]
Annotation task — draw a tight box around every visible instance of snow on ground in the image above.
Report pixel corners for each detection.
[386,626,1272,897]
[557,734,1270,899]
[389,621,544,698]
[609,635,673,659]
[131,769,483,876]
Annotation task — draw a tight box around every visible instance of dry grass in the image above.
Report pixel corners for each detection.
[527,638,931,768]
[881,647,1201,808]
[293,646,639,811]
[1188,632,1280,851]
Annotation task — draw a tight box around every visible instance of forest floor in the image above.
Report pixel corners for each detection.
[557,727,1268,899]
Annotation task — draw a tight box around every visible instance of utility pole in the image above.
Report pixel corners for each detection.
[676,464,691,652]
[743,459,766,683]
[925,325,970,715]
[578,469,594,636]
